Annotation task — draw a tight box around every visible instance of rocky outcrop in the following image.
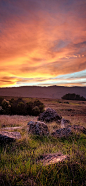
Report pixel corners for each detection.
[28,121,49,136]
[38,108,62,122]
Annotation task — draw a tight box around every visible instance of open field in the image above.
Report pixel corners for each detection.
[0,97,86,185]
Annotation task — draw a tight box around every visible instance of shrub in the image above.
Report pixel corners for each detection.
[10,98,25,115]
[62,93,86,101]
[16,97,24,104]
[9,98,15,104]
[0,97,45,116]
[2,99,9,109]
[39,104,45,113]
[34,99,45,113]
[1,99,11,114]
[10,101,17,115]
[26,100,45,115]
[26,101,34,115]
[32,106,40,116]
[34,99,42,106]
[17,102,25,115]
[0,97,4,105]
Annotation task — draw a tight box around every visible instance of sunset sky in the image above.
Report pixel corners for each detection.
[0,0,86,87]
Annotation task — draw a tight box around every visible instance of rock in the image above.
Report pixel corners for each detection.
[38,108,62,122]
[52,127,72,138]
[39,152,68,166]
[27,121,35,125]
[0,131,21,143]
[61,118,70,128]
[0,134,15,142]
[28,121,49,136]
[67,109,72,111]
[71,125,86,134]
[1,126,22,130]
[52,124,86,138]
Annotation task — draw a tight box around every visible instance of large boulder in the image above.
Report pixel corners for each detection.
[38,108,62,122]
[28,121,49,136]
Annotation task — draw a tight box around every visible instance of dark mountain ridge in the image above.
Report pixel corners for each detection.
[0,85,86,99]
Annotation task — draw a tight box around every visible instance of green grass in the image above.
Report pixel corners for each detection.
[0,133,86,186]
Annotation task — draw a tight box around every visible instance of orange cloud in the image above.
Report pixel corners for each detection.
[0,0,86,87]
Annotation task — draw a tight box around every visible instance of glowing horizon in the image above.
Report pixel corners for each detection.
[0,0,86,87]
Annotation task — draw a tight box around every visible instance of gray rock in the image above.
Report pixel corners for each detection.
[67,109,72,111]
[27,121,35,125]
[0,134,15,142]
[38,108,62,122]
[71,125,86,134]
[1,127,22,130]
[52,124,86,138]
[52,127,72,138]
[39,152,68,166]
[28,121,49,136]
[0,131,21,143]
[61,118,70,128]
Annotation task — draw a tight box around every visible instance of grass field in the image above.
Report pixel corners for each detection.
[0,97,86,186]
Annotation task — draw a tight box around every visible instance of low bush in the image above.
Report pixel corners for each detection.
[32,106,40,116]
[9,98,15,104]
[34,99,45,112]
[0,96,4,105]
[62,93,86,101]
[1,99,9,109]
[1,99,11,114]
[0,97,45,116]
[17,102,26,115]
[26,101,34,115]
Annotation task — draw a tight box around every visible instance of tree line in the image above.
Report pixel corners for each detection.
[62,93,86,101]
[0,97,45,116]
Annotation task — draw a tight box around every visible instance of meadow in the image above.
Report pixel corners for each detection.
[0,97,86,186]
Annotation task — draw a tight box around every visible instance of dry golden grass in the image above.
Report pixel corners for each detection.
[0,115,37,128]
[0,97,86,132]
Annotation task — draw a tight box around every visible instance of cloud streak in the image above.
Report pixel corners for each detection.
[0,0,86,87]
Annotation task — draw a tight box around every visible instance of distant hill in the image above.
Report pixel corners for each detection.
[0,86,86,99]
